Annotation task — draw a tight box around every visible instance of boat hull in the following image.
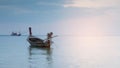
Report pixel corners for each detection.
[27,36,51,48]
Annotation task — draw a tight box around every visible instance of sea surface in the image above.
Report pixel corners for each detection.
[0,35,120,68]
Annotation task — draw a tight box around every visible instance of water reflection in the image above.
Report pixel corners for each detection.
[28,46,53,68]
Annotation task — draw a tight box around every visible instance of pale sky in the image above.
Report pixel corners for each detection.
[0,0,120,36]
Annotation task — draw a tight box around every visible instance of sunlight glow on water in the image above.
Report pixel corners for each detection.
[0,36,120,68]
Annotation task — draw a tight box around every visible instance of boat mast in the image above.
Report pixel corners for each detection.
[29,27,32,36]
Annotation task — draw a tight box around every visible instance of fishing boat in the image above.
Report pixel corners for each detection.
[27,27,53,48]
[11,32,21,36]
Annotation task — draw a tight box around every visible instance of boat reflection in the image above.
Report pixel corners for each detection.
[28,46,53,68]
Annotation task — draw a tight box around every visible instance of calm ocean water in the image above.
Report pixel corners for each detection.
[0,35,120,68]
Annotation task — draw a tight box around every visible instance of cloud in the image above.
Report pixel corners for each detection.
[0,0,8,1]
[63,0,120,8]
[36,1,65,7]
[0,5,36,14]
